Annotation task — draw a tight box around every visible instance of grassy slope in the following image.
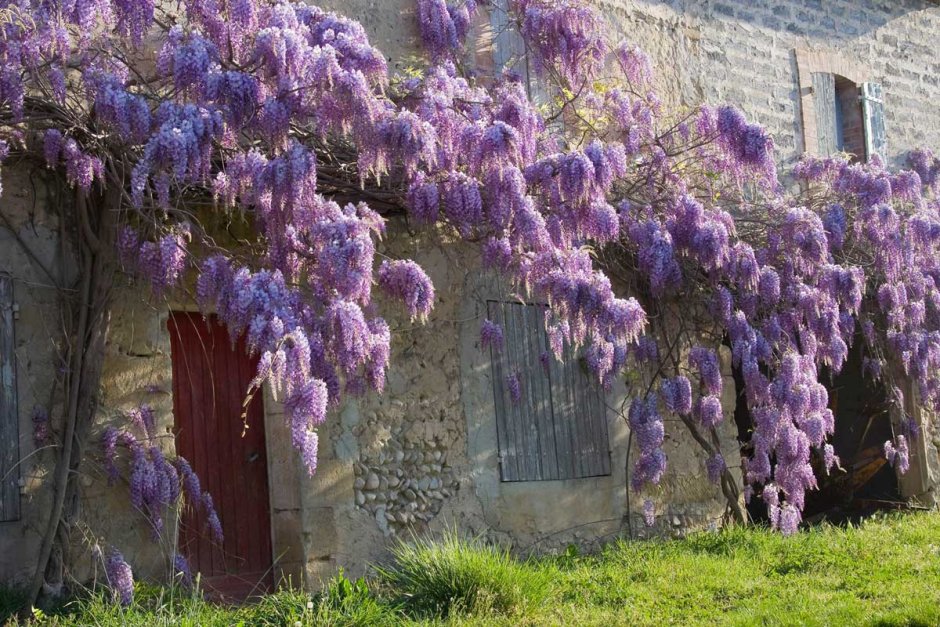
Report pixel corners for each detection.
[539,512,940,626]
[4,512,940,626]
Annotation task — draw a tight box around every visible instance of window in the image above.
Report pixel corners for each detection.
[796,50,886,163]
[487,300,611,482]
[489,0,551,106]
[811,73,884,163]
[0,273,20,521]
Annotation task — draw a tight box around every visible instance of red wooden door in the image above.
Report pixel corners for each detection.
[168,312,273,599]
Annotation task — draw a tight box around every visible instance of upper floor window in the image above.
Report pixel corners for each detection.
[796,50,886,163]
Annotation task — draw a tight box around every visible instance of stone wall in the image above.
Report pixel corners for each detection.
[3,0,940,592]
[0,160,184,585]
[596,0,940,168]
[0,164,68,585]
[297,218,743,585]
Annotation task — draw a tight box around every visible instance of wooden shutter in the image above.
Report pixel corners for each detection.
[812,72,838,156]
[0,274,20,521]
[487,301,610,482]
[860,82,887,163]
[490,0,553,107]
[491,0,526,79]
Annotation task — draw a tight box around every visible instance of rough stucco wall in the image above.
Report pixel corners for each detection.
[298,218,743,586]
[78,294,178,582]
[597,0,940,169]
[1,162,183,586]
[0,164,68,585]
[263,388,305,586]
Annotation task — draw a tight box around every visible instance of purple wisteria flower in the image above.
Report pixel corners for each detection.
[480,319,504,352]
[105,549,134,606]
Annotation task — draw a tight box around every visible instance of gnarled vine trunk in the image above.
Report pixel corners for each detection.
[27,181,119,608]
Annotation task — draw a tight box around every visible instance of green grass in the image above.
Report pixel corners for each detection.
[4,512,940,626]
[375,530,550,618]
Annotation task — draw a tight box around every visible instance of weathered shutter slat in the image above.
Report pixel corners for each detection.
[551,343,576,477]
[523,304,559,480]
[549,341,610,479]
[860,82,887,164]
[571,357,609,478]
[547,344,576,479]
[487,301,517,481]
[506,301,540,480]
[0,274,20,522]
[574,362,595,477]
[812,72,838,156]
[568,353,589,478]
[596,389,611,475]
[491,0,528,82]
[588,373,611,475]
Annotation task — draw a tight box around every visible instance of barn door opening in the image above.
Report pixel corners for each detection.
[168,312,273,599]
[731,336,902,525]
[803,340,901,522]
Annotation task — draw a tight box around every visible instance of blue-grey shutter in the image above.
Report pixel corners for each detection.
[487,300,610,482]
[490,0,552,106]
[491,0,527,79]
[0,274,20,521]
[812,72,838,156]
[860,82,887,163]
[488,300,556,481]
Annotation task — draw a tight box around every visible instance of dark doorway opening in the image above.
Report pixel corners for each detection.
[803,340,900,523]
[730,338,901,525]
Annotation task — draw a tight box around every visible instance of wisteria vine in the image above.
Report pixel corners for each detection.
[1,0,938,605]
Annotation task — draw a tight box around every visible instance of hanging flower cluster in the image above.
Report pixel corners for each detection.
[416,0,477,61]
[515,0,607,85]
[101,408,222,544]
[103,548,135,606]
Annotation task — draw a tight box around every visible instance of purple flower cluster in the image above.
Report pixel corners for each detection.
[172,553,193,588]
[102,418,223,544]
[480,319,504,352]
[516,0,607,86]
[377,260,436,320]
[105,549,134,606]
[128,405,157,441]
[660,376,692,416]
[86,70,152,142]
[715,105,776,183]
[416,0,476,60]
[909,148,939,191]
[628,396,666,490]
[113,0,154,44]
[705,453,725,484]
[689,347,722,396]
[118,225,190,294]
[42,130,104,191]
[695,395,723,429]
[884,436,910,474]
[616,42,653,86]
